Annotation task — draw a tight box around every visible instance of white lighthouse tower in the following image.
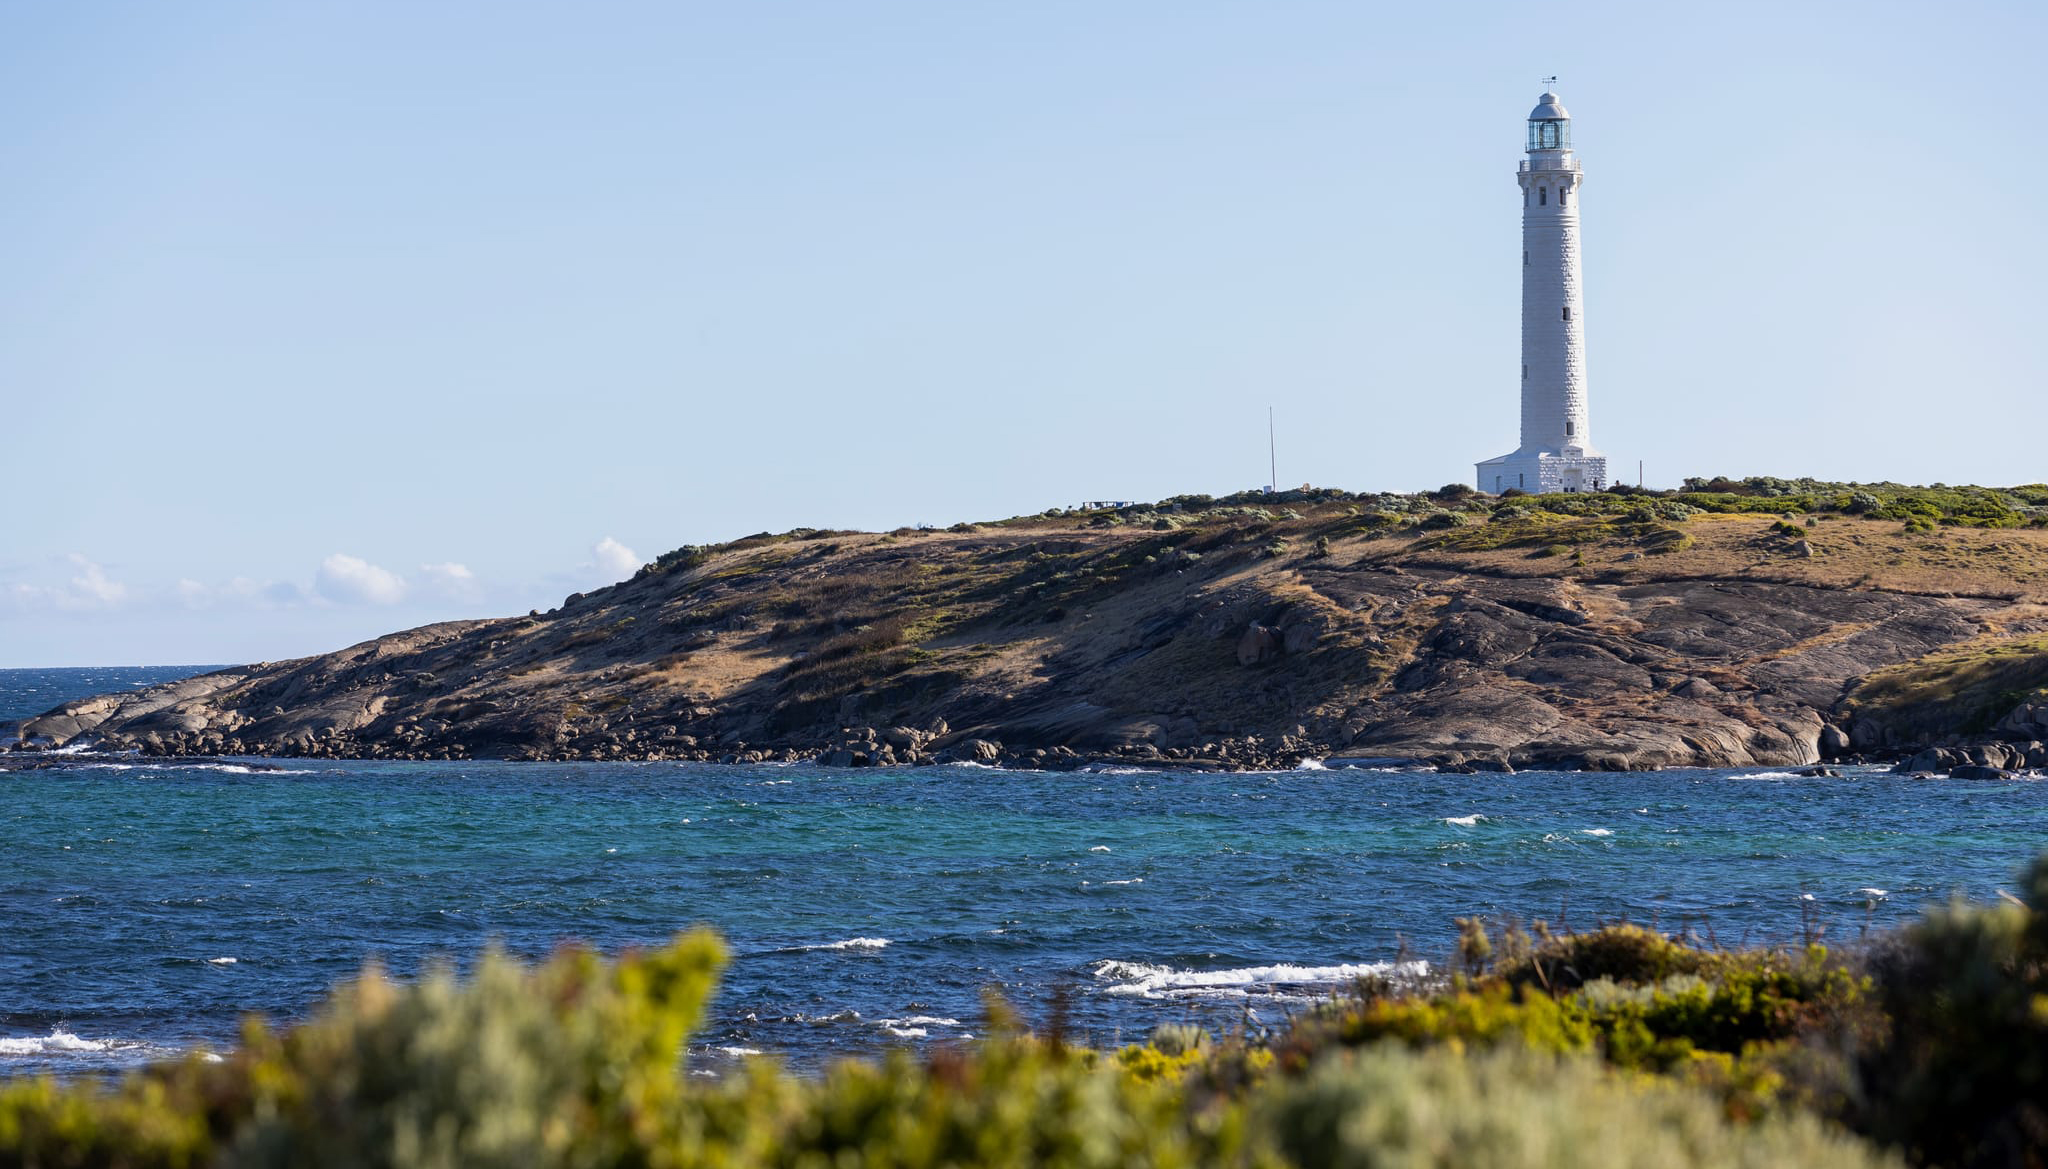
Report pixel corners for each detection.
[1477,87,1609,494]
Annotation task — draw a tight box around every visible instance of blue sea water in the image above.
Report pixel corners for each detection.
[4,666,2047,1078]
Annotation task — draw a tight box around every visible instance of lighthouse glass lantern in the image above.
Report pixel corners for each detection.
[1527,114,1569,150]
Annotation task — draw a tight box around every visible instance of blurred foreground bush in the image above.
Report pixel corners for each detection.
[10,856,2048,1167]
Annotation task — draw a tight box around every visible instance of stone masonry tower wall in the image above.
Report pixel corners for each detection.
[1477,89,1608,494]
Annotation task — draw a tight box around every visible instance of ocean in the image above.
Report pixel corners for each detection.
[4,665,2046,1078]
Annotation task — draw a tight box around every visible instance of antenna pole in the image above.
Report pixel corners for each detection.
[1268,407,1277,492]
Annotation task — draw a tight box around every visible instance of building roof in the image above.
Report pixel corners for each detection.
[1528,91,1570,122]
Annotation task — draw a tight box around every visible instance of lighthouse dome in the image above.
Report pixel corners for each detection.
[1529,92,1570,121]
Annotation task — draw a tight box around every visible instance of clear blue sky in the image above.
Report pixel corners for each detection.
[3,1,2042,666]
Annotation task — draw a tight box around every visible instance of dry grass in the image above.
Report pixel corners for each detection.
[1845,632,2048,737]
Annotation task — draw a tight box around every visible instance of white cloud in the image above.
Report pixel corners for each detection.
[592,537,642,580]
[314,553,408,605]
[173,575,305,610]
[65,554,128,606]
[418,561,482,602]
[1,554,131,612]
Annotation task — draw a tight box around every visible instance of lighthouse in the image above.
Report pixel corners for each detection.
[1476,87,1609,494]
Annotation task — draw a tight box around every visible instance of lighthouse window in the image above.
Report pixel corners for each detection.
[1566,421,1575,436]
[1562,306,1571,321]
[1561,188,1569,205]
[1522,364,1527,379]
[1539,187,1546,206]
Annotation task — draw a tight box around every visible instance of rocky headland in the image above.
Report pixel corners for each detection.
[14,481,2048,774]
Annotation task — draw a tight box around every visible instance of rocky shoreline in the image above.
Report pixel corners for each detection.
[12,493,2048,778]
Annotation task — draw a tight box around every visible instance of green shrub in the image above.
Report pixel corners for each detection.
[1497,924,1708,991]
[1257,1045,1898,1169]
[0,933,726,1169]
[1852,855,2048,1169]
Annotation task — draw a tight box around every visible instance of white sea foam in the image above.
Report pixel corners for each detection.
[1104,878,1144,886]
[206,957,237,965]
[1294,757,1328,770]
[1443,815,1483,827]
[882,1026,928,1038]
[1858,888,1889,897]
[1736,771,1805,781]
[1581,828,1613,837]
[799,937,891,952]
[879,1016,961,1028]
[0,1028,111,1055]
[70,761,314,776]
[1089,845,1111,852]
[717,1046,765,1057]
[1092,958,1429,1000]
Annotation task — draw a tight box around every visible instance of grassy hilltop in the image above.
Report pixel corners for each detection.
[18,477,2048,772]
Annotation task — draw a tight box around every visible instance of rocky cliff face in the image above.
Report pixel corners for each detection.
[15,502,2048,771]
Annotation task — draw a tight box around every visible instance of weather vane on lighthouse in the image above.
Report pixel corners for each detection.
[1476,84,1610,495]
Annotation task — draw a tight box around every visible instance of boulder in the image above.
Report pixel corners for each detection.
[948,738,1002,763]
[1236,624,1283,666]
[1995,698,2048,739]
[1896,747,1963,774]
[1968,743,2023,770]
[1949,764,2017,780]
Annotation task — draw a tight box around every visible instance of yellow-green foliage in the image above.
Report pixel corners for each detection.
[1497,922,1708,990]
[25,876,2048,1169]
[1257,1045,1899,1169]
[1292,926,1868,1089]
[0,932,725,1169]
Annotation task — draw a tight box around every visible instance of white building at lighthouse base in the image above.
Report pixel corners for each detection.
[1475,447,1608,495]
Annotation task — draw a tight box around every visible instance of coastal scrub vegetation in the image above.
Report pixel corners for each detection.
[8,855,2048,1168]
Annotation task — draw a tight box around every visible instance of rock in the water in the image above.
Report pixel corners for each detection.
[1949,764,2016,780]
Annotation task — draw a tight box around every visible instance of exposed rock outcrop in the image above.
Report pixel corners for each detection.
[14,507,2048,772]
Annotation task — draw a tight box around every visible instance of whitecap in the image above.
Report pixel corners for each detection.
[1294,758,1328,770]
[1858,887,1889,897]
[882,1026,928,1039]
[1091,958,1429,1000]
[879,1016,961,1027]
[1089,845,1111,853]
[206,957,237,965]
[1800,893,1817,901]
[0,1028,111,1056]
[1580,828,1613,837]
[797,937,891,952]
[1443,814,1483,827]
[1104,878,1144,886]
[716,1045,765,1057]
